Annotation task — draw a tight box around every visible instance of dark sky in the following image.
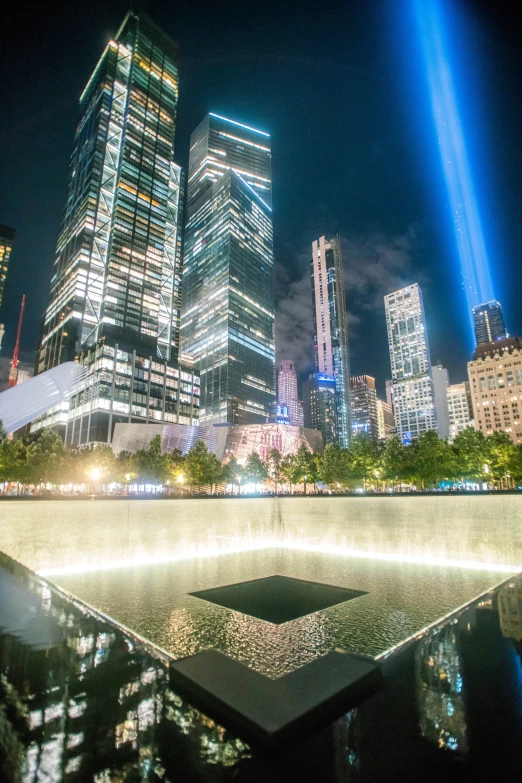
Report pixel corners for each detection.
[1,0,521,395]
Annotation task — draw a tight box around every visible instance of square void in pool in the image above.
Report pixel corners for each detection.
[190,575,367,624]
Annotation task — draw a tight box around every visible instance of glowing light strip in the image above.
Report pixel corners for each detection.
[413,0,494,335]
[37,541,519,578]
[210,113,270,137]
[232,171,272,212]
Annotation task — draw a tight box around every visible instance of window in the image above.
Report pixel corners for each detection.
[488,375,496,390]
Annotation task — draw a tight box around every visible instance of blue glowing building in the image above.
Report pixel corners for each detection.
[303,373,338,447]
[472,300,508,347]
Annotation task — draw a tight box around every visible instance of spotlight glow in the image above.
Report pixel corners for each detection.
[37,539,519,578]
[413,0,494,334]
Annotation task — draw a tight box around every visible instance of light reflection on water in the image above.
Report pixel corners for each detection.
[55,548,512,674]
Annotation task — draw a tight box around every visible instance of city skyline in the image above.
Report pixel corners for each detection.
[1,0,521,397]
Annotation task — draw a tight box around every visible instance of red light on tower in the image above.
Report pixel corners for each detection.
[8,294,26,388]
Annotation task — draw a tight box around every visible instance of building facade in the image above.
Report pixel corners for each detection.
[376,398,395,440]
[0,224,14,316]
[467,337,522,444]
[303,372,338,447]
[277,359,303,427]
[432,364,450,439]
[180,114,275,425]
[384,284,437,442]
[446,381,473,442]
[112,421,323,462]
[310,236,351,447]
[350,375,379,440]
[472,300,508,347]
[34,13,192,442]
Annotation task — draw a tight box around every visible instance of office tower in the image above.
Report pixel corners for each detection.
[472,300,508,347]
[34,13,199,444]
[376,398,395,440]
[432,364,450,439]
[303,373,338,447]
[278,360,303,427]
[446,382,472,442]
[350,375,379,440]
[467,336,522,445]
[0,225,14,314]
[311,236,351,446]
[384,284,437,442]
[0,225,14,351]
[180,113,275,425]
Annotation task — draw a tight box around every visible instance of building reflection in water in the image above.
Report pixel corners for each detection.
[415,622,467,754]
[499,574,522,643]
[0,558,250,783]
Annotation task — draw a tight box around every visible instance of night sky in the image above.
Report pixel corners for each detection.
[1,0,521,395]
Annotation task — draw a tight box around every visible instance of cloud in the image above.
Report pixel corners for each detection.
[275,226,426,373]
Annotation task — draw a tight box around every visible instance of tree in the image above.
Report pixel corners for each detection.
[411,430,455,490]
[23,430,65,487]
[132,435,171,486]
[319,443,345,488]
[486,431,516,487]
[244,452,268,492]
[206,452,224,494]
[266,448,283,494]
[452,427,490,484]
[222,456,241,493]
[185,440,212,492]
[348,434,381,490]
[291,445,318,493]
[280,453,299,492]
[381,437,410,491]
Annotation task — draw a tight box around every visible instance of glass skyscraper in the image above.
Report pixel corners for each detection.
[310,236,351,447]
[472,299,508,347]
[384,283,437,442]
[180,113,275,425]
[34,13,199,444]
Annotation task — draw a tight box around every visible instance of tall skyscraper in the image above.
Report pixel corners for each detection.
[34,13,199,444]
[472,300,508,347]
[350,375,379,440]
[0,224,14,352]
[303,373,338,447]
[384,284,437,442]
[310,236,351,446]
[278,360,303,427]
[180,113,275,425]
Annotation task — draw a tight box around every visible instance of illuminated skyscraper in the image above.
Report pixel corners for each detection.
[34,13,199,444]
[0,225,14,315]
[278,360,303,427]
[0,224,14,351]
[385,284,437,442]
[472,300,508,347]
[180,114,275,425]
[310,236,351,446]
[350,375,379,440]
[303,373,338,447]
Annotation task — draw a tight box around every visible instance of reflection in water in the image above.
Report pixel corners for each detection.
[499,574,522,643]
[0,557,251,783]
[415,623,468,754]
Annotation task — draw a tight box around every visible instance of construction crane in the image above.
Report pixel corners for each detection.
[8,294,26,388]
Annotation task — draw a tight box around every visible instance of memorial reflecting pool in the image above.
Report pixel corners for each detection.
[54,547,510,671]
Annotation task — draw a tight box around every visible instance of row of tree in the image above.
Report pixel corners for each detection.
[1,423,521,493]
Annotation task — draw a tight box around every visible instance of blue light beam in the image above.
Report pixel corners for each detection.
[413,0,494,327]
